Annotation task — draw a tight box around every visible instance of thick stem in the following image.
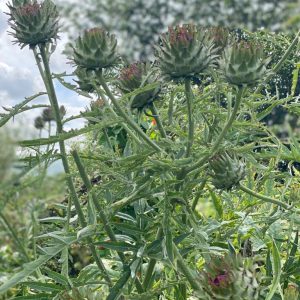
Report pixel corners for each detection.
[37,44,112,286]
[185,79,194,158]
[239,183,291,210]
[98,73,162,152]
[96,88,141,145]
[149,103,167,138]
[186,86,245,174]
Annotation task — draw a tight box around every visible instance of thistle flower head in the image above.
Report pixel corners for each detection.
[71,27,118,70]
[7,0,59,48]
[206,26,230,54]
[42,107,54,122]
[209,152,245,190]
[219,40,270,86]
[198,253,262,300]
[118,62,160,110]
[34,116,45,129]
[155,24,218,80]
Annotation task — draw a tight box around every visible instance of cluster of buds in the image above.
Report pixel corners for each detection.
[198,252,262,300]
[34,106,66,130]
[209,152,245,190]
[118,62,160,110]
[155,24,218,80]
[7,0,59,48]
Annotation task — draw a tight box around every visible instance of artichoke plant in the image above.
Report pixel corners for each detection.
[155,24,217,80]
[71,28,118,70]
[219,41,270,86]
[206,26,230,55]
[7,0,59,48]
[118,62,160,110]
[198,252,263,300]
[209,152,245,190]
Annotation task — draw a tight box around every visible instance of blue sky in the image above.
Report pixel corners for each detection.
[0,1,89,138]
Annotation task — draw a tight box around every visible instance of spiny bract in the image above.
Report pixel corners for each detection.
[209,152,245,190]
[155,24,218,80]
[197,252,263,300]
[118,62,160,110]
[71,28,118,70]
[219,41,270,86]
[7,0,59,48]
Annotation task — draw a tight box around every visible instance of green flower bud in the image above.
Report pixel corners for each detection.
[198,253,262,300]
[284,284,299,300]
[74,67,97,93]
[209,152,245,190]
[219,41,270,87]
[42,107,54,122]
[155,24,218,80]
[71,28,118,70]
[7,0,59,48]
[205,26,230,55]
[34,116,45,129]
[118,62,160,110]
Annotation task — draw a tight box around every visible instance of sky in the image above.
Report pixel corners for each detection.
[0,0,89,139]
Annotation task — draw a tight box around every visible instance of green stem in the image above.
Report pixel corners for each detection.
[37,44,112,286]
[239,183,291,210]
[255,29,300,95]
[98,73,162,152]
[186,86,245,174]
[96,88,141,145]
[185,79,194,158]
[149,103,167,138]
[173,243,202,291]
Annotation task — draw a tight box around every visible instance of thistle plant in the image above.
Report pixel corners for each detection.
[2,1,300,300]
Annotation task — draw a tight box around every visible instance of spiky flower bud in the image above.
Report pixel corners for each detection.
[206,27,230,55]
[34,116,45,129]
[209,152,245,190]
[7,0,59,49]
[42,107,54,122]
[284,284,299,300]
[71,28,118,70]
[198,253,262,300]
[119,62,160,110]
[74,67,97,93]
[155,24,217,80]
[219,41,270,87]
[59,105,66,119]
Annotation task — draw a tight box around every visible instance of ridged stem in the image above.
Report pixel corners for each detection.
[185,78,194,157]
[185,86,245,174]
[149,103,167,138]
[96,88,141,145]
[37,44,112,286]
[98,72,162,152]
[239,183,291,209]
